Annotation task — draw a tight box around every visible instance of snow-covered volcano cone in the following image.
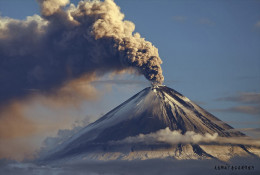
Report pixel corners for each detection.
[41,86,260,162]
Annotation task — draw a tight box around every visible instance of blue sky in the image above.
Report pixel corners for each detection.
[117,0,260,128]
[0,0,259,145]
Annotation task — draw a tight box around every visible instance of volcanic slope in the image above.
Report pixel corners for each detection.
[43,86,260,162]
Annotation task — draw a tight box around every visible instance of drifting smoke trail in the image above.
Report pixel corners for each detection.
[0,0,164,105]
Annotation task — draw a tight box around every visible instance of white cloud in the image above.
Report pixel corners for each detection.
[111,127,260,147]
[255,21,260,28]
[113,127,218,145]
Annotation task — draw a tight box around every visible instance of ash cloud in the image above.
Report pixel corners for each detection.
[0,102,36,140]
[0,77,99,160]
[0,0,164,105]
[37,0,70,17]
[0,102,38,161]
[0,99,97,160]
[0,0,163,160]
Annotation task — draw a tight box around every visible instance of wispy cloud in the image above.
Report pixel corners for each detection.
[198,18,215,26]
[228,127,260,133]
[193,100,206,106]
[91,79,150,86]
[215,92,260,116]
[172,16,187,22]
[215,105,260,115]
[255,21,260,28]
[217,92,260,104]
[232,128,260,138]
[172,16,216,26]
[223,120,260,126]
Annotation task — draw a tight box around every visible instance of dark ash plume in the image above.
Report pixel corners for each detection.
[0,0,164,104]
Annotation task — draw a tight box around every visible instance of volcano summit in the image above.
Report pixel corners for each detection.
[42,86,260,162]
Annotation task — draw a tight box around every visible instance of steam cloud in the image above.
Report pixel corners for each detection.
[113,127,260,147]
[0,0,164,105]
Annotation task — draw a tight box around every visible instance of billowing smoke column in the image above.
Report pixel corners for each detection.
[0,0,164,104]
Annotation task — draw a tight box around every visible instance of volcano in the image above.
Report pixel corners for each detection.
[42,86,260,162]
